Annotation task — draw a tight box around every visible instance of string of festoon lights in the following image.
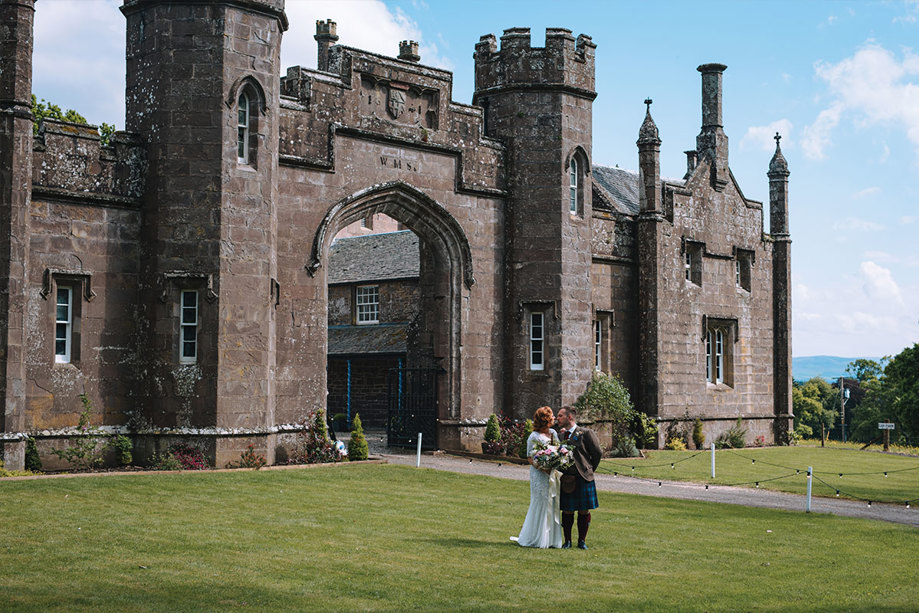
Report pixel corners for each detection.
[590,447,918,508]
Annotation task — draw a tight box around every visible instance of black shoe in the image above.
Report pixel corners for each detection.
[577,540,588,550]
[562,541,572,549]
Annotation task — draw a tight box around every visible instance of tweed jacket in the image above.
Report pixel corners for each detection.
[561,425,602,482]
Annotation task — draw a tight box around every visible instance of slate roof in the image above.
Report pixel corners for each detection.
[328,230,420,284]
[327,324,408,356]
[592,165,640,215]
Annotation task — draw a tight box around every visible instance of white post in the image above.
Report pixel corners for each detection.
[710,441,715,478]
[805,466,813,513]
[416,433,423,468]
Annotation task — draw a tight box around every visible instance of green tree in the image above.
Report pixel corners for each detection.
[348,413,369,461]
[846,358,886,383]
[31,94,116,145]
[793,377,837,445]
[849,345,919,445]
[575,371,635,454]
[883,344,919,443]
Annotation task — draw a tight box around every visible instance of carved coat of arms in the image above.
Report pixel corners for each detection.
[387,88,406,119]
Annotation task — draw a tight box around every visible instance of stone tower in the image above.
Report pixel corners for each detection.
[473,28,597,416]
[120,0,287,465]
[769,133,793,443]
[636,100,663,417]
[0,0,34,470]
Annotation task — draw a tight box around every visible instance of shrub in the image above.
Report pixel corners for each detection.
[226,444,267,470]
[51,393,105,471]
[348,414,369,461]
[110,434,133,466]
[288,409,341,464]
[484,414,500,442]
[169,443,209,470]
[753,435,766,448]
[499,417,527,458]
[715,418,747,449]
[151,451,183,471]
[632,412,658,449]
[575,371,635,453]
[665,436,687,451]
[613,437,639,458]
[692,418,705,449]
[25,437,42,472]
[519,419,533,458]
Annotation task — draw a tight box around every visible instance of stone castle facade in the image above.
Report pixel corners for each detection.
[0,0,792,470]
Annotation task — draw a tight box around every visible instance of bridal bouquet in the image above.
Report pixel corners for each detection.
[532,440,576,472]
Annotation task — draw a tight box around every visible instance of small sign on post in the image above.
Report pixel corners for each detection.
[878,423,895,452]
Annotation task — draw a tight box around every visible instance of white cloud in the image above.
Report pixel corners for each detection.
[802,44,919,160]
[901,215,917,224]
[33,0,125,128]
[880,142,891,162]
[851,186,881,199]
[860,261,904,305]
[282,1,452,73]
[862,250,898,263]
[801,103,843,160]
[29,0,450,129]
[741,119,793,152]
[830,217,885,232]
[893,0,919,24]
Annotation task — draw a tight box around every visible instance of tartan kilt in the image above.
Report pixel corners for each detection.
[559,475,598,512]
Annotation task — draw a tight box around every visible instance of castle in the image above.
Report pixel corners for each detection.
[0,0,792,470]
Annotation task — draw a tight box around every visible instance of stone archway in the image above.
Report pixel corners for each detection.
[308,181,474,427]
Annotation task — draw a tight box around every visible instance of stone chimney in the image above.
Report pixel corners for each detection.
[695,63,729,191]
[398,40,420,63]
[684,150,697,179]
[315,19,338,72]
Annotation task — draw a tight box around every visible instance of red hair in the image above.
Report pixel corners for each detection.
[533,406,554,432]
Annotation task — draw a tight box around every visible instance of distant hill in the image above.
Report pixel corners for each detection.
[792,356,879,382]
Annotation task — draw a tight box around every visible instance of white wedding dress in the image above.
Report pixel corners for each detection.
[514,429,563,548]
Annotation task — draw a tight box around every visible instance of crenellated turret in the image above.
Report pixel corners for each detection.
[315,19,338,72]
[473,27,596,417]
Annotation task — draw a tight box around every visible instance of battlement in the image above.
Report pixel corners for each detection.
[473,27,596,97]
[32,119,146,205]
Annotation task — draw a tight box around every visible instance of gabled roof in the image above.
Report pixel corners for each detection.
[592,165,640,215]
[328,230,420,284]
[327,324,408,356]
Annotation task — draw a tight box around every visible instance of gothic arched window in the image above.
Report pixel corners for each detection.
[237,92,250,164]
[569,158,578,214]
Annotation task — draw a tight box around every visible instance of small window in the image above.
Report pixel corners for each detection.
[237,92,250,163]
[530,312,545,370]
[180,290,198,363]
[55,286,73,363]
[684,240,703,286]
[735,249,753,292]
[705,318,735,386]
[356,285,380,324]
[594,320,602,371]
[569,158,578,214]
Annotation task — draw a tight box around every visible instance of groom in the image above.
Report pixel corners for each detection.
[556,406,602,549]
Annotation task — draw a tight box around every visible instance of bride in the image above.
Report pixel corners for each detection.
[515,406,563,548]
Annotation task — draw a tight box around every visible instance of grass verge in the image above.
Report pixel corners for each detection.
[598,447,919,504]
[1,464,918,612]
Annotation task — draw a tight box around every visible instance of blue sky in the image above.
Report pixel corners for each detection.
[33,0,919,358]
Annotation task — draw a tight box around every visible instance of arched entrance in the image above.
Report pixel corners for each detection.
[308,181,474,446]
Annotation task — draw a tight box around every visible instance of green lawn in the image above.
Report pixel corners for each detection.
[597,447,919,504]
[1,465,917,612]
